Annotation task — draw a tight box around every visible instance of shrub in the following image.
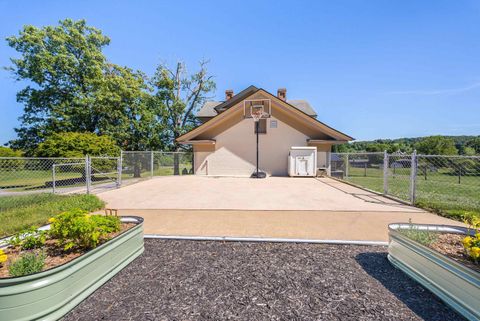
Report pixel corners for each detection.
[462,212,480,264]
[48,209,121,251]
[0,146,23,157]
[8,251,46,277]
[0,249,7,267]
[34,132,120,158]
[8,227,46,250]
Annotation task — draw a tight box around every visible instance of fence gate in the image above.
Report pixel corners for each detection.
[51,156,121,194]
[88,156,121,193]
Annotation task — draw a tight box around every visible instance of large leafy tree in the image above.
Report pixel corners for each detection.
[151,60,215,151]
[414,136,458,155]
[6,19,164,154]
[466,137,480,155]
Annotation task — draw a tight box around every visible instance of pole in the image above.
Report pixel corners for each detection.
[85,155,91,194]
[151,151,154,178]
[52,165,56,194]
[256,121,259,176]
[383,150,388,195]
[117,153,122,188]
[344,154,349,179]
[409,150,417,205]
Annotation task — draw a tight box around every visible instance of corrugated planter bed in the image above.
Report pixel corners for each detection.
[388,223,480,321]
[0,216,144,321]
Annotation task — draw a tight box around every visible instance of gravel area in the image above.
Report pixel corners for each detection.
[63,239,464,321]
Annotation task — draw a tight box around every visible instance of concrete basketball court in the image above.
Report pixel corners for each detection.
[98,176,462,242]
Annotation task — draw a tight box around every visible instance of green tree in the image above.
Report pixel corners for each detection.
[6,19,164,154]
[35,132,119,157]
[466,137,480,154]
[151,61,215,151]
[414,136,458,155]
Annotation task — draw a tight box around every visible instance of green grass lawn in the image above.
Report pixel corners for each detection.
[0,193,105,237]
[346,166,480,221]
[0,169,83,191]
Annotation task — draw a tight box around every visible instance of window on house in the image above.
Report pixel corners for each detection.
[254,119,267,134]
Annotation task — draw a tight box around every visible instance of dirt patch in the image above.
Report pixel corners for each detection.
[0,223,135,278]
[62,239,463,321]
[429,233,480,273]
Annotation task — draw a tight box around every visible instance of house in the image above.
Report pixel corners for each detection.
[177,86,353,176]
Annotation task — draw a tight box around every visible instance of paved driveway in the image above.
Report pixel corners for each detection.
[100,176,419,211]
[98,176,462,242]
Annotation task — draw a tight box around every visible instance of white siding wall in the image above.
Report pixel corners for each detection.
[197,116,309,176]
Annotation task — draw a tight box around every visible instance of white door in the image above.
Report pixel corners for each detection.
[296,157,309,175]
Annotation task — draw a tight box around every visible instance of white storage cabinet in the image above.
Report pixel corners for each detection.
[288,147,317,177]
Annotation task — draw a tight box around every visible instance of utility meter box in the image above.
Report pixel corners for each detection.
[288,147,317,177]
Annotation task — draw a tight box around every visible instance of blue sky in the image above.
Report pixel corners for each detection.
[1,0,479,144]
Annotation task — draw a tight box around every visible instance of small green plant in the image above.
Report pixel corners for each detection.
[48,209,121,251]
[8,227,46,250]
[462,212,480,264]
[398,219,438,246]
[8,251,46,277]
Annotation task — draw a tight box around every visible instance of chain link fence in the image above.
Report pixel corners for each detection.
[1,157,86,194]
[331,152,480,218]
[120,151,193,183]
[1,151,193,195]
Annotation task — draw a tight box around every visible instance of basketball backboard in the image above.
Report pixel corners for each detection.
[243,99,271,119]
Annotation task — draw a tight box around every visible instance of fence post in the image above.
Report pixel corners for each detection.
[409,150,417,205]
[85,155,91,194]
[150,151,154,178]
[117,152,123,188]
[52,164,56,194]
[344,154,349,179]
[383,150,388,195]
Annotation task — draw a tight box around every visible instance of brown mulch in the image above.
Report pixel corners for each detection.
[62,239,464,321]
[429,233,480,273]
[0,223,135,278]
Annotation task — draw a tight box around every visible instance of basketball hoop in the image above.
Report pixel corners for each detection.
[250,104,265,122]
[250,102,267,178]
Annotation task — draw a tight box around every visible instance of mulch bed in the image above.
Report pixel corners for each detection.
[62,239,464,321]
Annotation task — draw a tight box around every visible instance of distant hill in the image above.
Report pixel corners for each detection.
[333,135,480,155]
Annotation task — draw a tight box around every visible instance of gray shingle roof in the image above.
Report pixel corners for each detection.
[196,101,222,117]
[287,100,317,117]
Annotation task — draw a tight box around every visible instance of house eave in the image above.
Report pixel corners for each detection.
[307,139,349,145]
[179,139,216,145]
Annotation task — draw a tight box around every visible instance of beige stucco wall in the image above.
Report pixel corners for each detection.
[195,115,312,176]
[193,144,215,175]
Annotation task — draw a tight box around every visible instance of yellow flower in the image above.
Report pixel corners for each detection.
[48,217,56,223]
[470,247,480,260]
[462,236,473,248]
[0,249,7,264]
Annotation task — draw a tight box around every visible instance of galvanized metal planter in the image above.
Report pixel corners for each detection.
[0,216,144,321]
[388,223,480,321]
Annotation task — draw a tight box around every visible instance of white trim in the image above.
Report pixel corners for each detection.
[143,234,388,246]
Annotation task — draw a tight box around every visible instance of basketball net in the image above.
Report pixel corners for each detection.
[251,105,265,122]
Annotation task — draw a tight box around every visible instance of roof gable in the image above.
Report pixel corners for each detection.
[196,85,317,118]
[178,88,353,142]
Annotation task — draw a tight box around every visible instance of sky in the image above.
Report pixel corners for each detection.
[0,0,479,144]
